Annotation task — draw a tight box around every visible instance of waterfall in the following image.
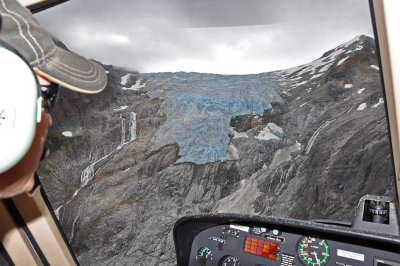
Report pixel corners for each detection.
[305,120,333,154]
[129,112,137,141]
[120,114,126,145]
[74,111,136,197]
[80,164,94,187]
[54,206,61,220]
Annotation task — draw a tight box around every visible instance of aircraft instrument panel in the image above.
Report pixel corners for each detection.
[188,224,400,266]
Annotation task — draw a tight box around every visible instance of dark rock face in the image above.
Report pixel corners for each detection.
[38,35,396,265]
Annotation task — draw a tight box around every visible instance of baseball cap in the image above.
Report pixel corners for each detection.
[0,0,107,94]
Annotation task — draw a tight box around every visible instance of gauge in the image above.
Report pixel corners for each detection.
[197,247,213,266]
[219,255,240,266]
[297,237,329,265]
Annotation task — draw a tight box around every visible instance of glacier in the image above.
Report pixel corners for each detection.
[142,72,281,164]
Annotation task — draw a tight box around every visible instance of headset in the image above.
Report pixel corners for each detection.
[0,40,53,174]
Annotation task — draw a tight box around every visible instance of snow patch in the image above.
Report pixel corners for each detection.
[113,106,128,111]
[299,102,307,108]
[291,80,307,88]
[122,79,146,91]
[337,56,349,66]
[357,103,367,111]
[306,88,312,93]
[121,74,130,85]
[296,65,314,76]
[372,98,384,108]
[310,73,323,80]
[255,128,279,141]
[62,131,73,137]
[255,123,284,141]
[344,83,353,89]
[370,65,380,70]
[291,76,303,81]
[357,88,366,94]
[318,62,333,73]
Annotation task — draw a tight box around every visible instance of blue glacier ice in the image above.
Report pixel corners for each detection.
[141,72,281,164]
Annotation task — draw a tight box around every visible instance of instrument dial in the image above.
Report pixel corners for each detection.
[220,255,240,266]
[297,237,329,265]
[197,247,213,266]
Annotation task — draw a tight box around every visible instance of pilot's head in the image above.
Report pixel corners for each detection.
[0,0,107,198]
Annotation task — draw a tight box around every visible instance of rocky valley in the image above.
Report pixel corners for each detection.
[39,35,396,265]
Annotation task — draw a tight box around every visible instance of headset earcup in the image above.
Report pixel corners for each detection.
[0,42,41,173]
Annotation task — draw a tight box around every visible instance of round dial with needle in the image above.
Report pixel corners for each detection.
[297,237,329,265]
[197,247,213,265]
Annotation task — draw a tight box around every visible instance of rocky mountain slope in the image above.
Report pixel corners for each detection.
[38,35,396,265]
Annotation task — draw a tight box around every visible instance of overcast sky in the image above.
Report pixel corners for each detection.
[35,0,374,74]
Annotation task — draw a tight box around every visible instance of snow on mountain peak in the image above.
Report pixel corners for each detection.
[275,35,374,87]
[339,35,364,49]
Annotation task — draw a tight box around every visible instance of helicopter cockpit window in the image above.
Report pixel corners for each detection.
[34,0,396,264]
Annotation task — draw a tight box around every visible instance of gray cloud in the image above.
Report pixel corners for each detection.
[35,0,374,74]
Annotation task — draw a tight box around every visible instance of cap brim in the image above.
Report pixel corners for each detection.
[34,47,107,94]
